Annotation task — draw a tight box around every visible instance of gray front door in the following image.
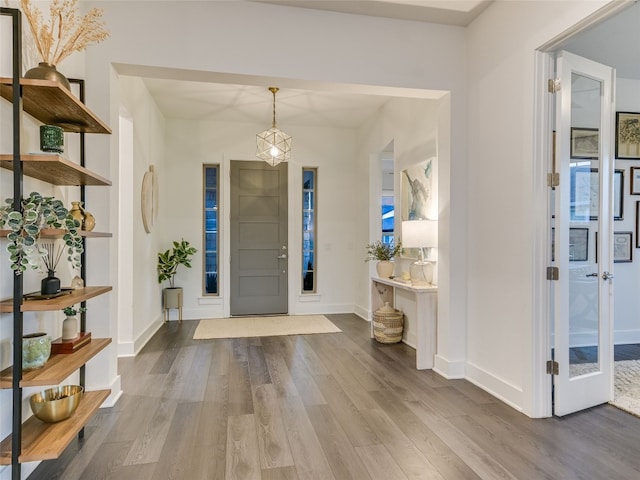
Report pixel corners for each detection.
[230,160,288,315]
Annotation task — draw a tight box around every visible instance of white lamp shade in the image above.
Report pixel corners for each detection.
[402,220,438,248]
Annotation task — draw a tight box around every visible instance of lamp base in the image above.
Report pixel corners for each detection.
[410,261,433,286]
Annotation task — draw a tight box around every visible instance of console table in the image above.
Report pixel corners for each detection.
[371,277,437,369]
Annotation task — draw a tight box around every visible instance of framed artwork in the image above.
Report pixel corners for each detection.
[401,159,434,258]
[569,227,588,262]
[571,127,599,159]
[631,167,640,195]
[570,167,623,221]
[616,112,640,159]
[614,231,632,263]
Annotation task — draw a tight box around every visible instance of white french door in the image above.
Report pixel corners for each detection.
[553,51,615,416]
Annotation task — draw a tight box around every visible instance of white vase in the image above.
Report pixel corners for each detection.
[62,316,79,340]
[376,260,395,278]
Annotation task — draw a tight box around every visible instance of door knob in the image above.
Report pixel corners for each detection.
[602,271,614,281]
[277,254,287,259]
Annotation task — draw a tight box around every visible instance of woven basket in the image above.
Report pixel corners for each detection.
[373,302,404,344]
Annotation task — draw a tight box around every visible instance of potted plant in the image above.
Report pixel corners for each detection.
[0,192,83,279]
[157,239,198,313]
[61,305,86,340]
[366,240,402,278]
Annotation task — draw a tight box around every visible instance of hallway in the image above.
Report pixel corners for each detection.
[30,315,640,479]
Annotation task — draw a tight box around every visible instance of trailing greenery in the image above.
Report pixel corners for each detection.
[365,240,402,262]
[157,238,198,288]
[0,192,83,274]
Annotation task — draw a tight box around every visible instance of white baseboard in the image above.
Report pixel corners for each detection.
[118,314,164,357]
[433,354,465,379]
[465,361,523,413]
[100,374,122,408]
[353,304,369,320]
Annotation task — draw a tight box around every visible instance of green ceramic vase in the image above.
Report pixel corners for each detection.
[22,333,52,370]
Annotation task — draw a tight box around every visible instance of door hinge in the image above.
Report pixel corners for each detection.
[548,78,561,93]
[547,173,559,187]
[546,360,559,375]
[547,266,559,281]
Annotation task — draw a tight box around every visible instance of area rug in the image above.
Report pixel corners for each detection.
[193,315,341,340]
[570,360,640,417]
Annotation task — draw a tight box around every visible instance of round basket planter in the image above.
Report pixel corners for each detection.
[372,302,404,344]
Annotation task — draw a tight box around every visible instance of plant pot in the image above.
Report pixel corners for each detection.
[40,125,64,153]
[163,287,183,309]
[376,260,395,279]
[24,62,71,90]
[23,333,52,371]
[62,316,79,341]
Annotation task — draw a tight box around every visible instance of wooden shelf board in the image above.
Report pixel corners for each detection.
[0,154,111,186]
[0,78,111,134]
[0,286,112,313]
[0,338,112,388]
[0,389,110,464]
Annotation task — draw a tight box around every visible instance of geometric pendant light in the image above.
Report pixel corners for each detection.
[256,87,292,166]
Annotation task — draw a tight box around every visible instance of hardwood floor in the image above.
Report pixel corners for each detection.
[30,314,640,479]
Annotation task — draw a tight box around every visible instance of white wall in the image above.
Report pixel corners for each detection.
[117,76,166,355]
[613,77,640,344]
[466,0,616,416]
[354,97,442,321]
[163,118,358,318]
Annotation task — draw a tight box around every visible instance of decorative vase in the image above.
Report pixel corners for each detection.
[69,201,96,231]
[24,62,71,91]
[22,333,52,370]
[40,125,64,153]
[62,316,79,341]
[376,260,395,278]
[41,270,61,295]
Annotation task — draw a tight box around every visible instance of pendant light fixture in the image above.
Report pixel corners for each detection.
[256,87,292,166]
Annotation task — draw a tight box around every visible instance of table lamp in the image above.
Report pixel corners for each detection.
[401,219,438,286]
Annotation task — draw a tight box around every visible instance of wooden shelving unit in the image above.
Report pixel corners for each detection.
[0,78,111,134]
[0,286,112,313]
[1,10,114,476]
[0,154,111,185]
[0,389,110,464]
[0,338,112,388]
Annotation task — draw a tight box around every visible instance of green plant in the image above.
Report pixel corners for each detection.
[0,192,83,273]
[157,239,198,288]
[63,305,86,316]
[365,240,402,262]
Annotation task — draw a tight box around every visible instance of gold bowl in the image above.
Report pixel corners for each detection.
[29,385,84,423]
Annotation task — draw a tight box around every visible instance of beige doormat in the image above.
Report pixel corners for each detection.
[570,360,640,417]
[193,315,342,340]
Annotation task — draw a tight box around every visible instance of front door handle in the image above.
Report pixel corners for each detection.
[602,271,614,281]
[277,254,287,259]
[585,273,598,277]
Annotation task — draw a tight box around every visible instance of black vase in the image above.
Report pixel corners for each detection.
[41,270,61,295]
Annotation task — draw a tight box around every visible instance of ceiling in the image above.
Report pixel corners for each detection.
[141,1,638,129]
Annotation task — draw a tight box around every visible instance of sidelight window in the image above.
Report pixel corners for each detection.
[203,165,219,295]
[302,168,317,293]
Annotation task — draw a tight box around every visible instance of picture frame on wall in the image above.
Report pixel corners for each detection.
[614,231,633,263]
[570,167,624,221]
[616,112,640,159]
[569,227,588,261]
[571,127,599,159]
[631,166,640,195]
